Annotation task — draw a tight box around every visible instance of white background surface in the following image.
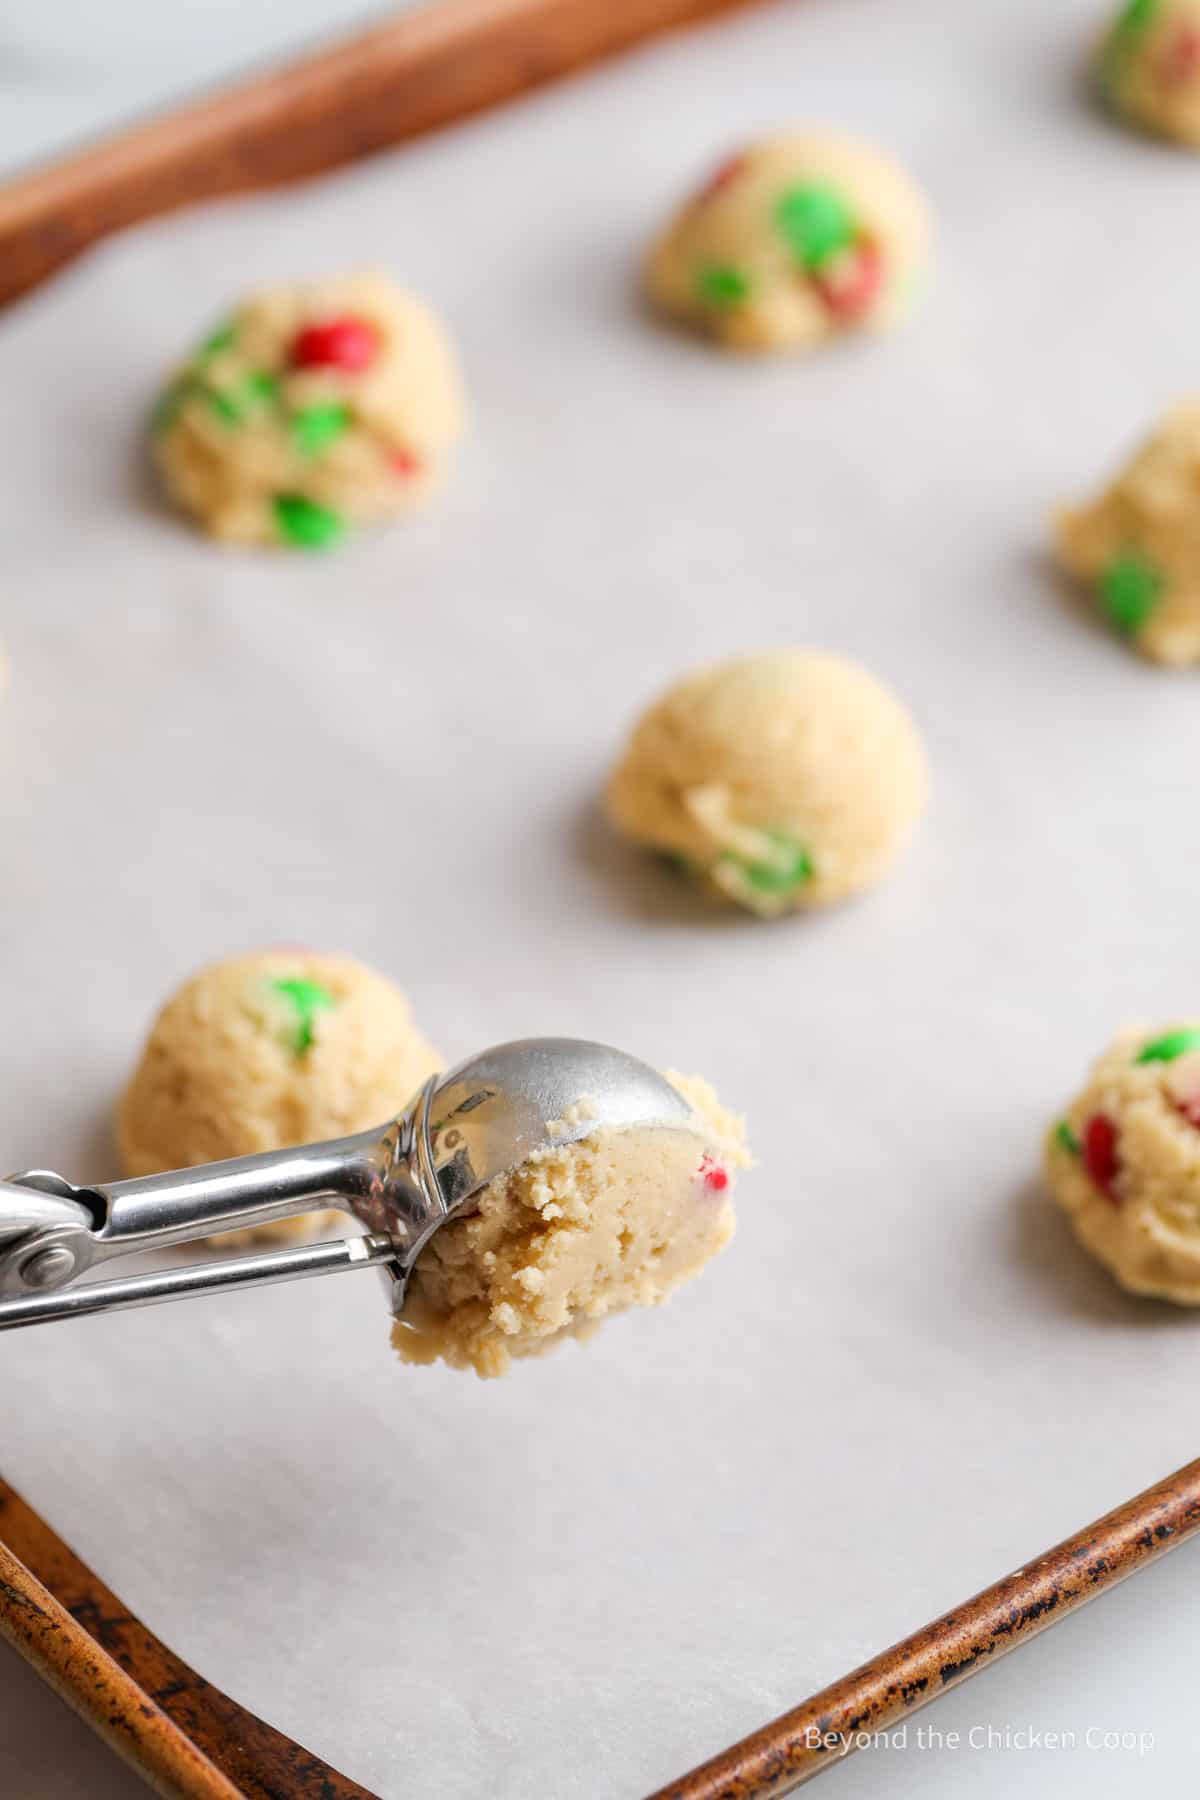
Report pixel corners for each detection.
[2,0,1200,1794]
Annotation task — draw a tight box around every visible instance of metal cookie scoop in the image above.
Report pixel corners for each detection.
[0,1038,697,1331]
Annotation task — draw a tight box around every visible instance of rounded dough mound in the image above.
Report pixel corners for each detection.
[1046,1024,1200,1302]
[645,131,930,353]
[1099,0,1200,145]
[393,1073,749,1377]
[604,649,928,915]
[1057,402,1200,667]
[152,271,465,548]
[117,952,442,1245]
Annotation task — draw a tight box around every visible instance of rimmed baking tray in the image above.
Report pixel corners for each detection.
[3,0,1200,1792]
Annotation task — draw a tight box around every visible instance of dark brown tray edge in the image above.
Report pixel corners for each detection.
[0,0,765,310]
[0,1524,240,1799]
[0,1477,380,1800]
[645,1453,1200,1797]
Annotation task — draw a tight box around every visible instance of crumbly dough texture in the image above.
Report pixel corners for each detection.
[604,649,928,915]
[117,952,442,1245]
[1100,0,1200,146]
[1057,402,1200,666]
[1045,1023,1200,1302]
[645,131,930,353]
[152,272,465,548]
[392,1073,749,1377]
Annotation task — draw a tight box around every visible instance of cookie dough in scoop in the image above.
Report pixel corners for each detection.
[392,1073,748,1377]
[152,271,464,548]
[605,649,927,915]
[645,131,929,353]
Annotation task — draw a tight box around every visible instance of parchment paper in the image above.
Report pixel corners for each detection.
[0,0,401,182]
[2,1,1200,1794]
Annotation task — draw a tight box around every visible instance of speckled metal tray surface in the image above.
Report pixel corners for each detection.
[2,0,1200,1795]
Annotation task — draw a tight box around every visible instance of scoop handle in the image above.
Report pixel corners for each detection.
[0,1081,444,1322]
[0,1232,398,1330]
[90,1131,384,1256]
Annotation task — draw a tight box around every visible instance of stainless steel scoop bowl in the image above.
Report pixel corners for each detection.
[0,1038,697,1330]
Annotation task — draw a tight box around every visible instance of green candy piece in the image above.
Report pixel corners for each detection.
[724,831,814,896]
[1115,0,1160,37]
[273,493,345,550]
[1135,1028,1200,1065]
[199,321,237,358]
[272,977,336,1054]
[1054,1120,1081,1155]
[204,371,278,427]
[775,184,856,270]
[293,402,352,458]
[1103,0,1161,95]
[206,386,243,425]
[696,264,751,308]
[1098,552,1162,636]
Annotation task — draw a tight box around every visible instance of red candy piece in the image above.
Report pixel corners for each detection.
[699,1154,729,1192]
[389,447,422,478]
[1173,1090,1200,1131]
[812,238,884,322]
[1082,1113,1120,1202]
[1160,25,1200,86]
[290,315,379,373]
[698,154,746,203]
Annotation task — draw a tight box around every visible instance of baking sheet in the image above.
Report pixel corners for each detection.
[2,0,1200,1794]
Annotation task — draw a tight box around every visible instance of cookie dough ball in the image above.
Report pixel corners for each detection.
[1057,402,1200,667]
[1046,1024,1200,1302]
[1099,0,1200,145]
[393,1073,748,1377]
[152,272,465,548]
[604,650,927,916]
[645,132,930,353]
[117,952,442,1245]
